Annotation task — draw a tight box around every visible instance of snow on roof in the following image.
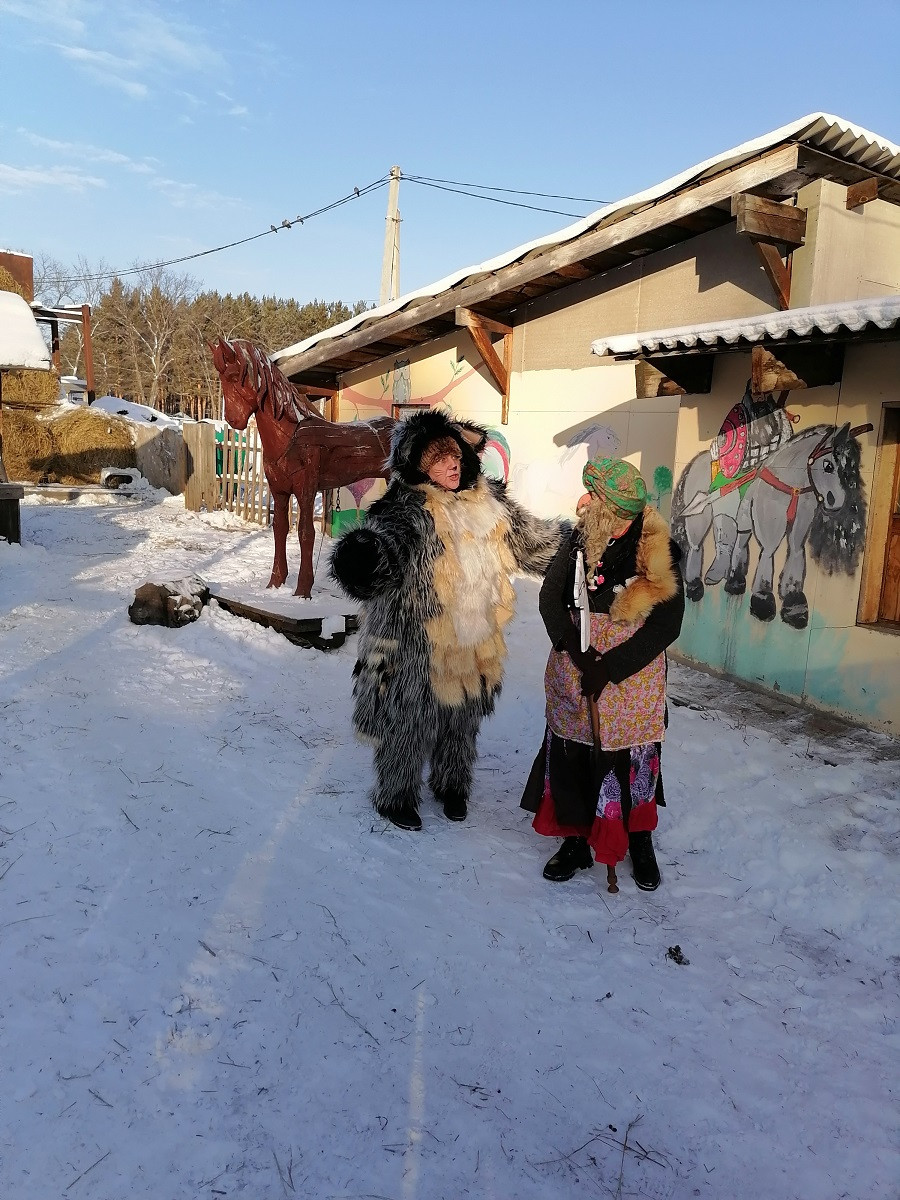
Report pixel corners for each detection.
[272,113,900,368]
[0,290,51,371]
[590,296,900,359]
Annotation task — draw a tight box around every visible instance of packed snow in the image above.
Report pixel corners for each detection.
[1,490,897,1200]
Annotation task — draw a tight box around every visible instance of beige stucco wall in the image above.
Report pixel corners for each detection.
[791,179,900,306]
[671,343,900,735]
[335,222,780,523]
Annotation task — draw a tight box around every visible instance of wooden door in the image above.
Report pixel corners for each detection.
[878,437,900,624]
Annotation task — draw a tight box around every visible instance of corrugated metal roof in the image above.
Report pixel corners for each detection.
[273,113,900,373]
[590,296,900,359]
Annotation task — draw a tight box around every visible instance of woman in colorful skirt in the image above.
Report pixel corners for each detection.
[520,457,684,891]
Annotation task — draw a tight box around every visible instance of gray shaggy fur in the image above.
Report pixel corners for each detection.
[330,410,566,818]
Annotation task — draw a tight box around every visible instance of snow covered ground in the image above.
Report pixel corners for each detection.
[1,491,897,1200]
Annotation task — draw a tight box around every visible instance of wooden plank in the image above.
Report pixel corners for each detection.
[455,306,513,337]
[846,177,879,210]
[294,383,336,398]
[212,593,359,650]
[732,192,807,247]
[551,262,594,280]
[879,425,900,623]
[751,240,791,310]
[278,145,801,379]
[880,521,900,624]
[467,324,508,396]
[183,421,217,512]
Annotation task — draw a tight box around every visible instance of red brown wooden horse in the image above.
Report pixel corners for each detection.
[211,338,394,598]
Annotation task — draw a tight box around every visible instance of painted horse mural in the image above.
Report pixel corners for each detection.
[672,391,872,628]
[211,338,395,598]
[672,384,796,602]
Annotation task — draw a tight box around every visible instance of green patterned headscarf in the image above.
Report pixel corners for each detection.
[582,456,648,519]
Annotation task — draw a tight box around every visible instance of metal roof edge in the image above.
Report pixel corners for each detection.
[590,296,900,359]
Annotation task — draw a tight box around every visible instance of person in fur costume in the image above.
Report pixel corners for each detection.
[520,457,684,890]
[330,408,566,831]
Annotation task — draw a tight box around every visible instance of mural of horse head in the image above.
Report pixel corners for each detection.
[807,421,870,578]
[210,337,395,598]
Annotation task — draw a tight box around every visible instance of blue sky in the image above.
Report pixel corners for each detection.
[1,0,899,307]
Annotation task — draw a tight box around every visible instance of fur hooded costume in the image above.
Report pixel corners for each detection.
[330,408,566,824]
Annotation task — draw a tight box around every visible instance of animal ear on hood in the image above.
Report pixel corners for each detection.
[453,420,488,455]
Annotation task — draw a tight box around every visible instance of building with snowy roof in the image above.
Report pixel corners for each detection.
[272,114,900,734]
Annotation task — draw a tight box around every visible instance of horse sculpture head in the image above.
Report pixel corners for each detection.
[210,337,321,431]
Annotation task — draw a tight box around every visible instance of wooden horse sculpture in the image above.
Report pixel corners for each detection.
[211,338,395,598]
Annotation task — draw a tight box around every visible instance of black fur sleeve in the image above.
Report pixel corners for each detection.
[492,480,570,578]
[329,485,421,602]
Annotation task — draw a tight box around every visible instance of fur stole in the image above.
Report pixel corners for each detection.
[421,476,517,707]
[608,507,679,624]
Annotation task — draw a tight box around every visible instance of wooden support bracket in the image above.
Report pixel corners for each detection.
[751,343,844,393]
[846,178,879,210]
[751,239,791,311]
[455,306,513,423]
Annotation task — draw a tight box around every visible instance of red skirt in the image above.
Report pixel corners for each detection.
[527,731,660,866]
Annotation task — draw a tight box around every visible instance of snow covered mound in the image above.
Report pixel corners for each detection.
[90,394,182,429]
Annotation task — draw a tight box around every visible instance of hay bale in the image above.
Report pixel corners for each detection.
[47,407,136,484]
[2,367,61,411]
[3,408,57,482]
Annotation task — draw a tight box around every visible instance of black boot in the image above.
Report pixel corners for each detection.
[439,789,468,822]
[629,831,660,890]
[376,801,422,831]
[542,836,593,882]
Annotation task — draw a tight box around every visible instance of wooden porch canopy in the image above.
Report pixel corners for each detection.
[273,113,900,393]
[31,302,96,404]
[590,296,900,396]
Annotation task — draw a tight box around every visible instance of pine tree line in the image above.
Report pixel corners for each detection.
[34,255,369,417]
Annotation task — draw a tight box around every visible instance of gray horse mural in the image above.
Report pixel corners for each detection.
[672,388,872,629]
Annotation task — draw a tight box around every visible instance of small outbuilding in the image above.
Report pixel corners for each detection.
[273,113,900,734]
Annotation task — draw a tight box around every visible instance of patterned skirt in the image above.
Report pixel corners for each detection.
[521,728,663,866]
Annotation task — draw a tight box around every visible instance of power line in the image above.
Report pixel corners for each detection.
[45,176,391,289]
[402,176,590,218]
[404,173,611,206]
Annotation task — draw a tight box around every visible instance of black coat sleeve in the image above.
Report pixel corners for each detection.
[601,544,685,684]
[538,534,576,648]
[329,487,420,602]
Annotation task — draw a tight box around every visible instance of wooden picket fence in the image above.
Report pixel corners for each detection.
[183,417,301,528]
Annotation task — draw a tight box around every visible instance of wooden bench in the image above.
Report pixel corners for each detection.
[0,483,24,544]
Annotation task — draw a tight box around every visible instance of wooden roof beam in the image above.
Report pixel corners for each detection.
[455,306,512,422]
[280,144,800,380]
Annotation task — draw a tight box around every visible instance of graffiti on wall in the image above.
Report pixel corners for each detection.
[671,382,872,629]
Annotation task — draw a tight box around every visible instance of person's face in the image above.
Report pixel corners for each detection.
[427,453,461,491]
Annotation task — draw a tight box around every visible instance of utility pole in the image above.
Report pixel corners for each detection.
[380,165,401,305]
